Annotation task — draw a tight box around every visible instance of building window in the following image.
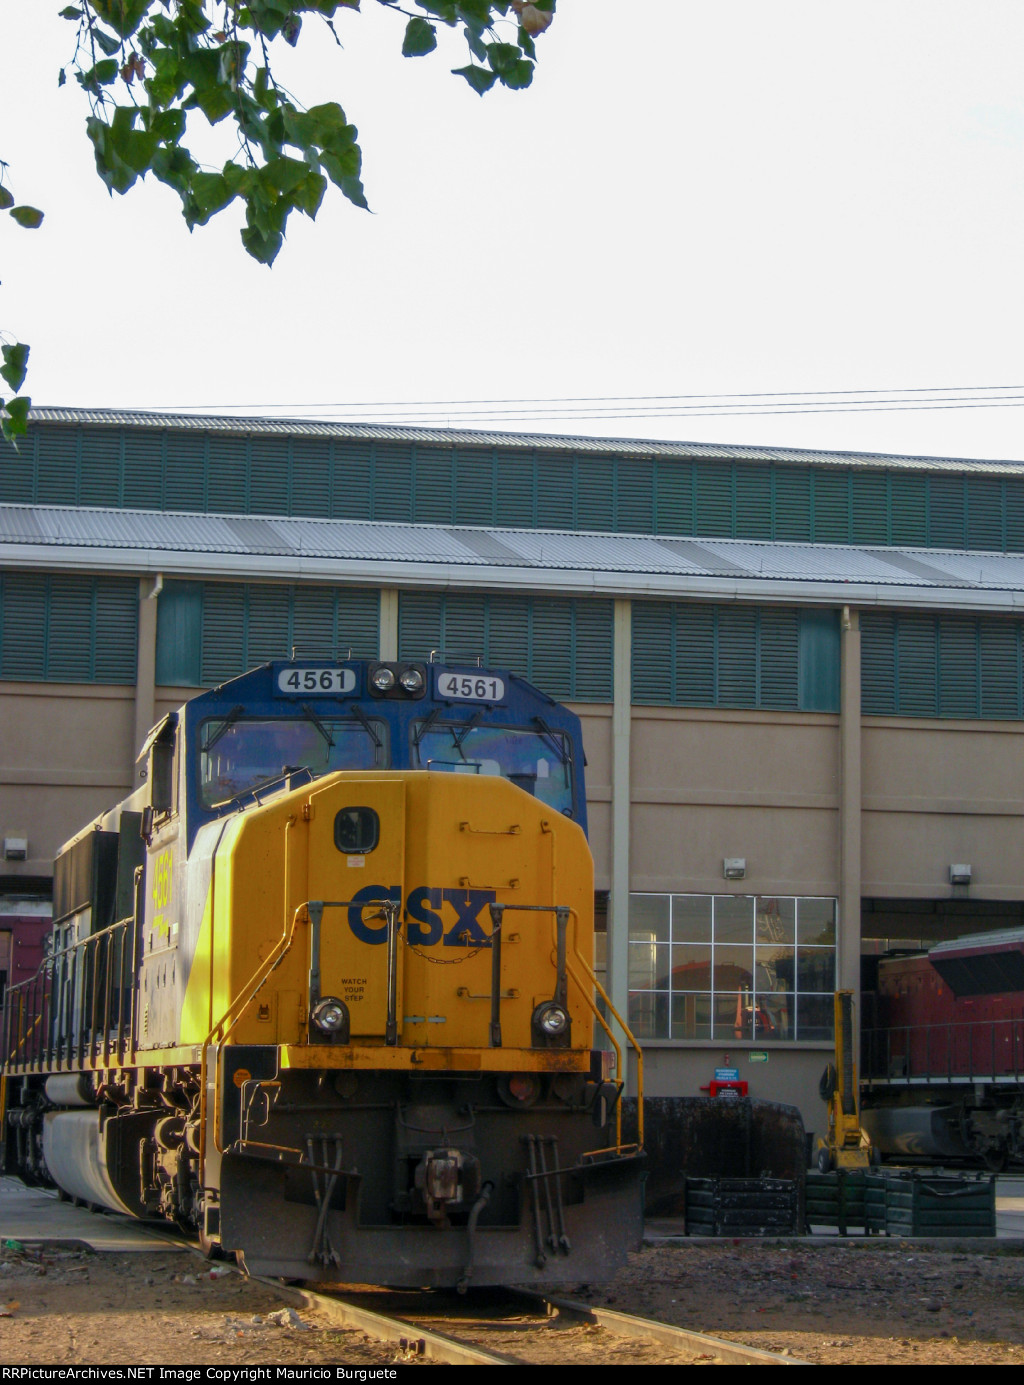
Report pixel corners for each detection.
[627,893,836,1042]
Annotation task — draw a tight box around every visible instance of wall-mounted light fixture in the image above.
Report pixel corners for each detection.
[723,858,746,881]
[949,864,972,886]
[3,836,28,861]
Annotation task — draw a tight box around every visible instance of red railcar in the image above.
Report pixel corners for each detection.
[861,929,1024,1167]
[0,908,51,1011]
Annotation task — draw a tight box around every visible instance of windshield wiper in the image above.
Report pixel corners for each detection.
[532,715,570,766]
[348,703,382,751]
[451,710,482,760]
[203,705,245,754]
[301,702,335,749]
[211,764,314,810]
[412,706,441,749]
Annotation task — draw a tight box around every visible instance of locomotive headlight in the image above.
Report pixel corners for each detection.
[399,667,424,693]
[312,997,349,1034]
[537,1003,569,1037]
[371,666,396,693]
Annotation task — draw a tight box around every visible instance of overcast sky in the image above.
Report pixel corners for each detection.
[4,1,1024,461]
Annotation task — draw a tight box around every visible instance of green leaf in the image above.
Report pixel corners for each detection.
[452,63,497,95]
[496,57,533,89]
[190,171,235,219]
[1,343,30,394]
[294,170,327,218]
[58,5,82,19]
[58,67,67,87]
[92,28,122,57]
[90,0,151,39]
[0,187,13,212]
[240,222,283,265]
[9,206,44,229]
[403,16,438,57]
[1,394,31,444]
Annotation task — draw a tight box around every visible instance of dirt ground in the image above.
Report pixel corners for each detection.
[598,1237,1024,1365]
[2,1237,1024,1366]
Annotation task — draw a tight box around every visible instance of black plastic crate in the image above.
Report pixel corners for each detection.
[684,1176,802,1236]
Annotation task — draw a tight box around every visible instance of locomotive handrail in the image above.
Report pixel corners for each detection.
[862,1015,1024,1083]
[561,906,645,1153]
[200,899,307,1166]
[1,913,134,1076]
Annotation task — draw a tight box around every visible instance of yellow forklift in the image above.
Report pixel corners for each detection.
[815,990,876,1173]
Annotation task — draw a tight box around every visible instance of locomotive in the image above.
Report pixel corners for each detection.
[860,928,1024,1169]
[1,658,644,1287]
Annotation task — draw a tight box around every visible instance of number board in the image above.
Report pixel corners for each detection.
[435,671,506,703]
[276,667,357,696]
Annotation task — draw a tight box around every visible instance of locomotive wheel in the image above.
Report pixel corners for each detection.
[983,1145,1009,1173]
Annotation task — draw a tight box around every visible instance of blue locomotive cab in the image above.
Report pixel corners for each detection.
[171,658,587,847]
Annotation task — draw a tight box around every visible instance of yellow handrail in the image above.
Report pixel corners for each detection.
[557,906,645,1152]
[198,901,306,1169]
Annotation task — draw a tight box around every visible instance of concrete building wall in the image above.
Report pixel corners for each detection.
[862,717,1024,899]
[0,683,135,871]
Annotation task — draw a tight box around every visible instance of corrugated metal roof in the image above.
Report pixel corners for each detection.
[4,502,1024,614]
[25,405,1024,476]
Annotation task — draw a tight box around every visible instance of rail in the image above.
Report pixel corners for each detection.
[862,1015,1024,1085]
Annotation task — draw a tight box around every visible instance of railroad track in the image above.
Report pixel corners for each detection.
[261,1278,807,1366]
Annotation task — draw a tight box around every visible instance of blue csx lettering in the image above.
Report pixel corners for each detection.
[348,885,497,947]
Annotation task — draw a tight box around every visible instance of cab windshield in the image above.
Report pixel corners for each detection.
[412,722,574,816]
[199,715,385,808]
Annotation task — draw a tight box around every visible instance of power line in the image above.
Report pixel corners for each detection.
[144,382,1024,411]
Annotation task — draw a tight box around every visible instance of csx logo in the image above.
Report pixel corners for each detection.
[348,885,496,947]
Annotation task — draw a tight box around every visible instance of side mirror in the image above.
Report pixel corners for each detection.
[140,805,154,845]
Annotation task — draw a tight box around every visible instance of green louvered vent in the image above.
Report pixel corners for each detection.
[889,475,928,546]
[862,612,1024,719]
[374,444,413,522]
[774,467,812,542]
[577,458,614,531]
[763,609,801,708]
[208,437,249,514]
[80,431,120,508]
[123,432,163,509]
[618,460,654,533]
[654,460,693,535]
[851,472,889,544]
[896,615,938,716]
[496,454,535,527]
[632,601,835,711]
[8,422,1024,556]
[735,464,771,539]
[861,614,896,713]
[397,591,613,702]
[0,571,137,683]
[188,581,378,688]
[1006,481,1024,553]
[165,433,206,513]
[695,463,732,537]
[929,477,965,549]
[813,471,850,543]
[415,448,454,526]
[290,440,331,519]
[455,449,494,526]
[250,438,289,516]
[0,431,35,502]
[36,426,80,505]
[967,477,1003,552]
[332,443,372,519]
[537,456,575,530]
[201,583,246,686]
